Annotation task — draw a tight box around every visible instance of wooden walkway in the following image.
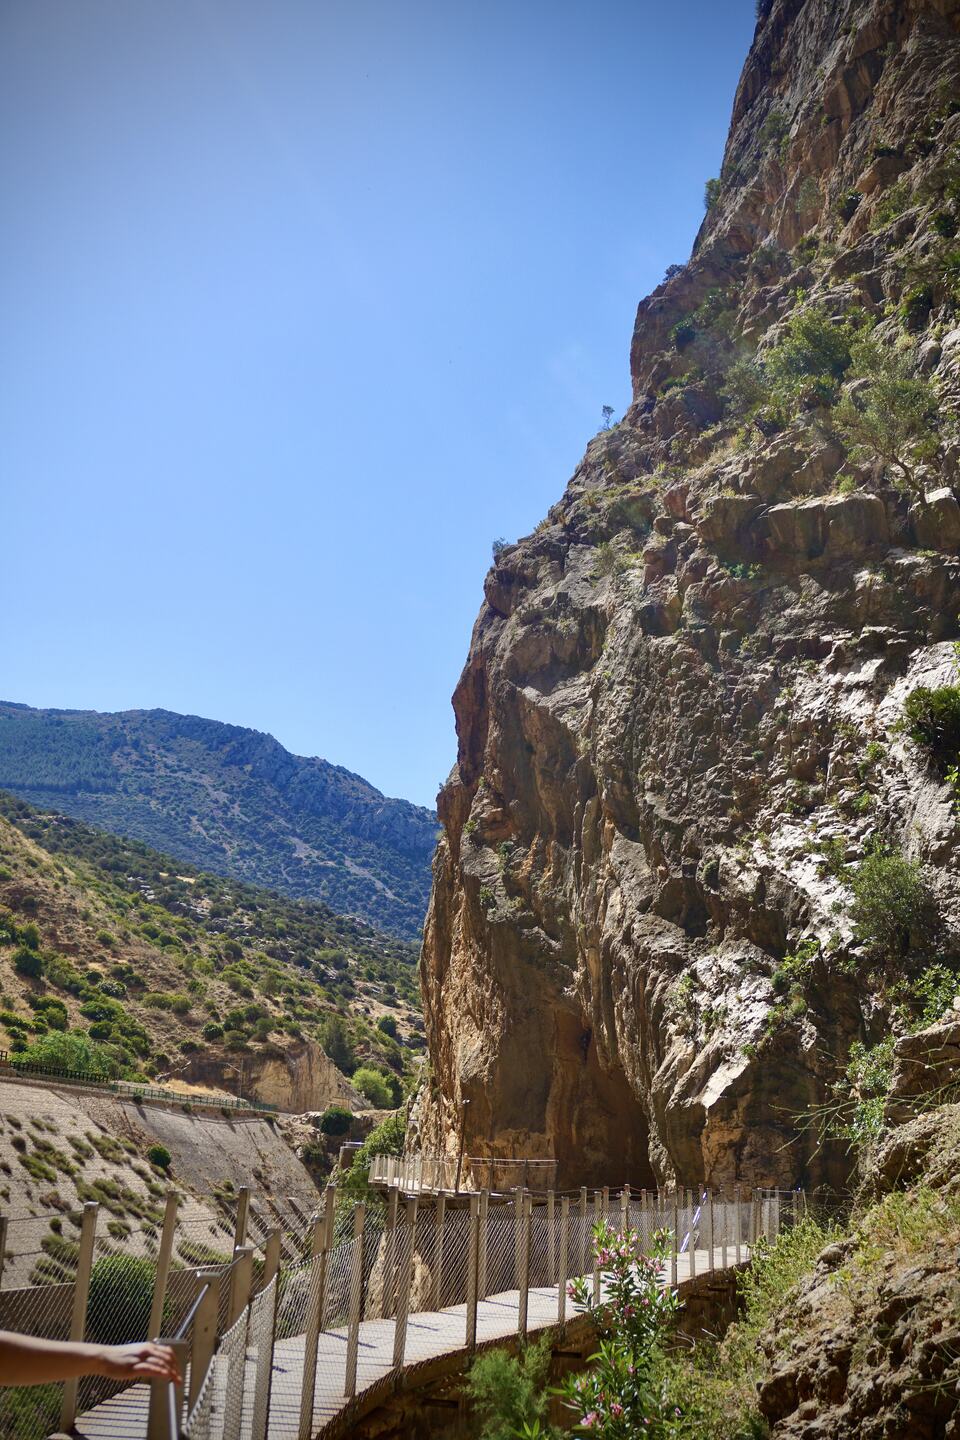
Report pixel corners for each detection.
[74,1243,741,1440]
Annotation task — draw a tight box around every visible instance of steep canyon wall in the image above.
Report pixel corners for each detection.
[419,0,960,1190]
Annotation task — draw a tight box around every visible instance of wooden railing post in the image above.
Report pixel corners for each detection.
[640,1188,648,1249]
[465,1193,480,1352]
[578,1186,588,1277]
[228,1244,255,1328]
[147,1338,187,1440]
[546,1190,556,1286]
[670,1188,678,1288]
[262,1228,282,1290]
[344,1204,366,1398]
[517,1193,532,1338]
[392,1197,418,1367]
[592,1190,601,1301]
[478,1189,489,1300]
[383,1187,399,1317]
[0,1214,8,1290]
[735,1185,742,1265]
[234,1186,251,1250]
[188,1269,220,1411]
[620,1185,630,1235]
[59,1201,98,1432]
[298,1234,327,1438]
[514,1189,524,1290]
[251,1270,280,1440]
[707,1189,715,1272]
[690,1191,697,1279]
[149,1188,179,1341]
[720,1187,728,1270]
[557,1196,569,1332]
[433,1192,447,1308]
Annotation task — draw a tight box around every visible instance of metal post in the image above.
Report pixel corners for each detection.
[433,1192,446,1308]
[578,1186,588,1277]
[392,1197,417,1367]
[262,1228,282,1289]
[383,1186,399,1318]
[514,1189,524,1288]
[690,1191,697,1279]
[228,1244,254,1328]
[478,1189,489,1300]
[735,1185,742,1265]
[344,1204,366,1398]
[670,1188,678,1288]
[557,1196,569,1332]
[546,1190,556,1286]
[149,1188,179,1341]
[251,1267,280,1440]
[720,1187,728,1270]
[59,1201,98,1432]
[592,1191,601,1302]
[234,1185,250,1250]
[188,1270,220,1411]
[147,1338,187,1440]
[517,1193,531,1338]
[315,1183,336,1327]
[707,1189,715,1272]
[465,1193,480,1352]
[298,1242,326,1438]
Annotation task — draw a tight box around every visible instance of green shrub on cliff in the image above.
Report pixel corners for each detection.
[849,850,937,961]
[833,336,939,500]
[903,684,960,767]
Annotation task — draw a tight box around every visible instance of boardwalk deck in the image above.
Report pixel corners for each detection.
[74,1243,739,1440]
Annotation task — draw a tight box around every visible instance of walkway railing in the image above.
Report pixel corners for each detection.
[76,1181,798,1440]
[0,1052,279,1114]
[0,1179,802,1438]
[369,1152,559,1193]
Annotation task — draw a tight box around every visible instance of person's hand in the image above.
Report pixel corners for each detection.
[93,1342,181,1383]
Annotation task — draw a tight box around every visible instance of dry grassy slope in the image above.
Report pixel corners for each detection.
[0,800,419,1110]
[0,1080,318,1289]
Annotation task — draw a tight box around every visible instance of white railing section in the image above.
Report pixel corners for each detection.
[368,1152,559,1193]
[66,1180,797,1440]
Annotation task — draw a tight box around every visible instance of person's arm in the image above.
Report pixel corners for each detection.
[0,1332,180,1387]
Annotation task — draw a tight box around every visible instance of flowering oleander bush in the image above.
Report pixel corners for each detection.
[558,1221,680,1437]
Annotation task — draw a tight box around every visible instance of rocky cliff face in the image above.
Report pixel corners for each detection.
[419,0,960,1189]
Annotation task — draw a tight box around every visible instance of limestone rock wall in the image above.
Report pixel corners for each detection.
[419,0,960,1189]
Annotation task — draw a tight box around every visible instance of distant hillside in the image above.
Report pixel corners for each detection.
[0,789,422,1101]
[0,702,438,939]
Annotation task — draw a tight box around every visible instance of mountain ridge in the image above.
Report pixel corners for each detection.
[0,701,438,939]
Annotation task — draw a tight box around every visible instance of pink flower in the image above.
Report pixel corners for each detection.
[611,1403,623,1418]
[581,1412,599,1429]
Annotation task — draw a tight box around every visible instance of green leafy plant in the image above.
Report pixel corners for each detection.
[833,336,939,499]
[317,1104,353,1136]
[351,1065,397,1109]
[466,1335,557,1440]
[146,1144,171,1171]
[559,1221,679,1435]
[704,177,721,210]
[849,849,936,961]
[903,685,960,768]
[87,1254,156,1346]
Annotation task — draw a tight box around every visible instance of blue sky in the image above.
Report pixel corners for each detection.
[1,0,755,809]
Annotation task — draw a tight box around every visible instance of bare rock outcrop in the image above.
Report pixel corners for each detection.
[419,0,960,1188]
